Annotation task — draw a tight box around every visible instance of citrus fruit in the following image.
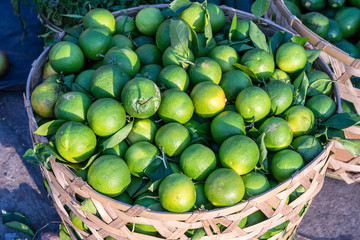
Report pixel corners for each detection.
[103,46,140,78]
[55,121,97,163]
[140,64,162,82]
[70,211,88,231]
[135,44,162,67]
[125,142,160,177]
[194,183,213,210]
[301,0,326,11]
[240,48,275,81]
[305,94,336,121]
[209,45,239,72]
[79,27,112,60]
[49,41,84,74]
[113,192,133,205]
[155,19,178,52]
[284,105,315,137]
[54,92,92,122]
[334,7,360,38]
[333,40,360,59]
[112,34,134,49]
[284,1,301,17]
[264,80,293,115]
[134,36,155,47]
[87,98,126,137]
[127,118,158,144]
[235,86,271,122]
[157,65,190,91]
[90,61,106,70]
[102,140,128,158]
[121,77,161,118]
[246,211,267,227]
[155,123,191,157]
[207,3,226,33]
[271,149,304,182]
[210,111,246,143]
[135,7,165,36]
[219,70,252,102]
[83,8,116,34]
[204,168,245,207]
[259,117,293,151]
[63,34,79,45]
[301,12,329,38]
[162,46,195,68]
[325,19,343,42]
[90,64,130,99]
[292,135,323,163]
[159,173,196,212]
[219,135,259,175]
[158,89,194,124]
[179,3,205,32]
[87,155,131,196]
[188,57,222,85]
[43,61,57,79]
[307,70,333,96]
[224,104,237,112]
[242,172,271,198]
[115,15,136,34]
[197,33,217,57]
[276,42,307,73]
[232,20,250,41]
[180,144,217,181]
[170,162,181,173]
[31,81,63,118]
[269,69,292,86]
[75,69,95,92]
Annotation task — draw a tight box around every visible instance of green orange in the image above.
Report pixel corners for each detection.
[179,3,205,32]
[194,183,213,210]
[259,117,293,151]
[219,70,252,102]
[180,144,217,181]
[240,48,275,81]
[271,150,304,182]
[209,45,239,72]
[135,7,165,36]
[242,172,271,198]
[157,65,190,91]
[292,135,323,162]
[197,33,217,57]
[31,81,63,118]
[276,42,307,73]
[83,8,116,34]
[112,34,134,49]
[55,121,97,163]
[135,44,162,67]
[210,111,246,144]
[115,15,135,34]
[127,118,158,144]
[207,3,226,33]
[162,47,195,68]
[140,64,162,82]
[49,41,84,74]
[87,155,131,196]
[188,57,222,85]
[75,69,95,92]
[190,81,226,118]
[159,173,196,212]
[158,89,194,124]
[54,92,92,122]
[284,105,315,137]
[219,135,260,175]
[102,140,128,158]
[87,98,126,137]
[103,46,140,78]
[155,123,191,157]
[79,27,112,60]
[305,94,336,120]
[307,70,333,96]
[264,80,293,115]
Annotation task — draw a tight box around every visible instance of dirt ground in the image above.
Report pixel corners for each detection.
[0,92,359,240]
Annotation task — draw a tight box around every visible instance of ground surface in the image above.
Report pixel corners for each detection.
[0,92,359,240]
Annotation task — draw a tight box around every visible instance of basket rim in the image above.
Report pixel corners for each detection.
[26,4,337,219]
[270,0,360,76]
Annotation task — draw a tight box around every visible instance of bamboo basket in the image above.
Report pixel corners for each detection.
[25,4,341,239]
[266,0,360,184]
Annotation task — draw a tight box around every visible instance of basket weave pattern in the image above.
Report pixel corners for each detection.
[266,0,360,184]
[25,5,340,239]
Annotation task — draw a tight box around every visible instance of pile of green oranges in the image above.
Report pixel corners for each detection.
[31,2,339,238]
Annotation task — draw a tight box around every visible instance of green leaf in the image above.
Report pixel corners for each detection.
[170,19,189,54]
[147,203,163,211]
[326,128,345,139]
[256,133,268,173]
[228,12,237,42]
[204,6,213,46]
[233,63,259,80]
[291,36,309,46]
[23,149,41,165]
[189,27,199,57]
[248,127,260,139]
[322,113,360,129]
[268,31,284,56]
[2,210,34,236]
[60,14,84,19]
[34,120,66,136]
[306,49,322,64]
[80,151,101,170]
[71,83,92,98]
[231,43,254,52]
[133,181,152,198]
[251,0,270,19]
[126,176,144,197]
[249,21,269,52]
[148,179,163,192]
[79,199,98,215]
[281,31,294,44]
[191,228,207,240]
[64,26,83,38]
[162,0,192,17]
[63,74,75,89]
[102,121,134,149]
[335,139,360,155]
[292,71,309,106]
[144,153,173,183]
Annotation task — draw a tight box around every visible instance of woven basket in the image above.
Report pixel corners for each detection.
[25,4,341,239]
[266,0,360,184]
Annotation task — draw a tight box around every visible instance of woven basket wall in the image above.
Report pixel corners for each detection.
[266,0,360,184]
[25,4,341,239]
